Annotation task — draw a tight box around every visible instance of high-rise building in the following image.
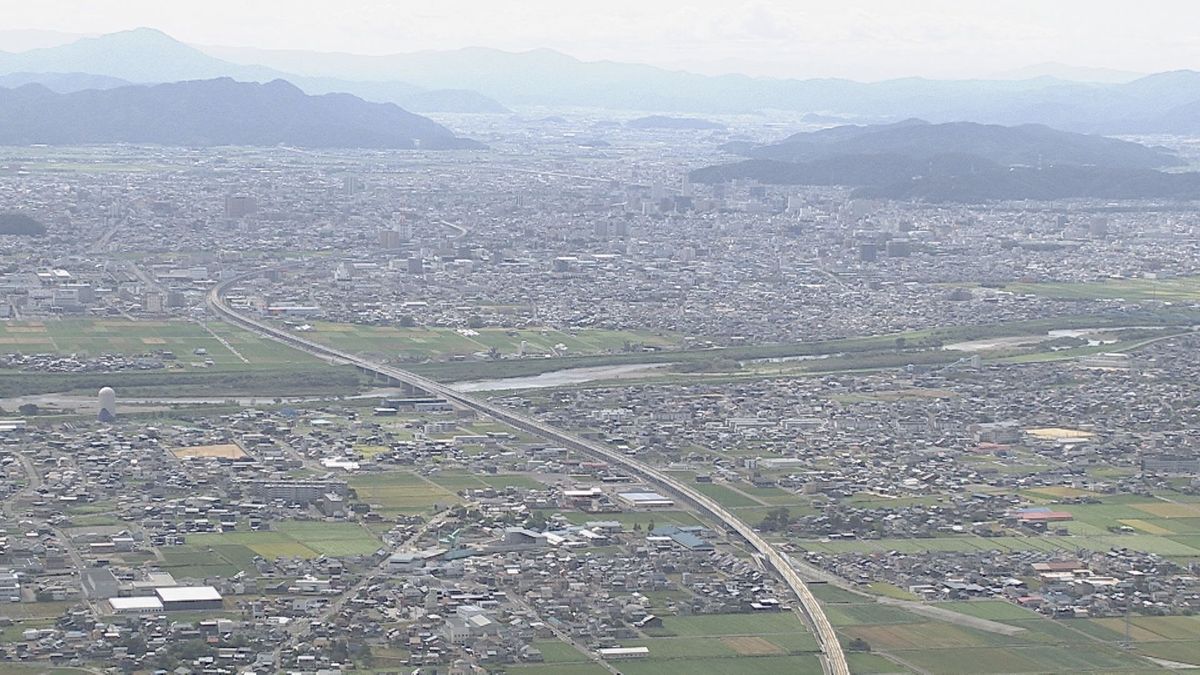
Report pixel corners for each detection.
[379,230,403,249]
[886,239,911,257]
[144,292,164,314]
[224,195,257,219]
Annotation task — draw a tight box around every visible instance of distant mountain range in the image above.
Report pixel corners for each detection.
[744,119,1180,169]
[0,29,509,113]
[0,71,130,93]
[7,29,1200,135]
[198,36,1200,134]
[0,78,483,149]
[690,121,1200,202]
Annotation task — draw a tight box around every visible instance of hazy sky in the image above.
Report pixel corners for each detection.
[7,0,1200,80]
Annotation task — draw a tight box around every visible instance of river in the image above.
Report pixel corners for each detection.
[450,362,674,392]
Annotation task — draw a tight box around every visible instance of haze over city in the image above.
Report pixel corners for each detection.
[6,0,1200,80]
[4,3,1200,675]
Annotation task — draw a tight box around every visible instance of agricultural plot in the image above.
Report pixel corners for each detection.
[348,471,462,515]
[896,645,1150,674]
[840,621,1025,650]
[1001,275,1200,302]
[508,665,609,675]
[298,321,680,360]
[932,600,1040,622]
[824,604,922,626]
[624,637,741,659]
[0,319,312,369]
[159,544,246,578]
[530,640,590,664]
[845,653,912,674]
[619,611,822,675]
[184,531,317,560]
[820,595,1175,674]
[273,521,382,556]
[808,583,870,604]
[651,612,817,640]
[795,532,1200,559]
[0,319,353,398]
[688,481,761,508]
[182,521,381,561]
[426,471,493,491]
[614,655,824,675]
[474,474,549,490]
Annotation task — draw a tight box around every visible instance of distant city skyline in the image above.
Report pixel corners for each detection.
[3,0,1200,81]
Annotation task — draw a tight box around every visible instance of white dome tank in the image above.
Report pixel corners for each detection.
[98,387,117,421]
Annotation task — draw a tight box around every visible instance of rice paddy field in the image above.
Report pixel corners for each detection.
[795,533,1200,558]
[0,319,312,369]
[1000,275,1200,302]
[0,318,360,398]
[793,486,1200,565]
[812,589,1177,673]
[294,321,681,361]
[346,471,465,516]
[161,521,382,578]
[615,611,824,675]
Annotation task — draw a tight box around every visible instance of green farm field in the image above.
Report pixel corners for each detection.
[820,595,1172,674]
[0,318,359,397]
[794,532,1200,559]
[999,275,1200,302]
[625,611,822,675]
[0,319,311,368]
[297,321,681,360]
[347,471,462,515]
[177,521,381,567]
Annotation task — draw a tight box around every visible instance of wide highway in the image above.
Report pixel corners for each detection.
[207,271,850,675]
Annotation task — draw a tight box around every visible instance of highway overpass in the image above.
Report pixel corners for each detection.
[208,272,850,675]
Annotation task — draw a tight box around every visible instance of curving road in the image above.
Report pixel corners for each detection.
[207,271,849,675]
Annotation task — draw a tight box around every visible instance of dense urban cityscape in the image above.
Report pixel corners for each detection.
[6,5,1200,675]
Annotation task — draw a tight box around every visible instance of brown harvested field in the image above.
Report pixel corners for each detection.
[721,636,784,655]
[1133,502,1200,518]
[173,443,247,459]
[5,326,47,332]
[141,337,167,344]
